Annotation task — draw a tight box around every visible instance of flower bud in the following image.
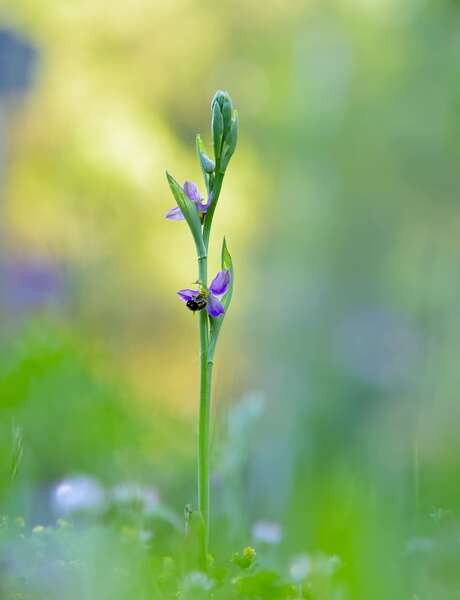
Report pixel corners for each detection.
[211,90,235,165]
[216,92,233,131]
[199,151,215,174]
[196,134,215,183]
[211,90,231,113]
[220,95,233,134]
[211,100,224,162]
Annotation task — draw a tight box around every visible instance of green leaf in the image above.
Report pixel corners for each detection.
[9,421,23,481]
[166,171,206,258]
[208,237,234,359]
[221,236,233,272]
[220,237,234,316]
[235,571,297,599]
[183,504,206,571]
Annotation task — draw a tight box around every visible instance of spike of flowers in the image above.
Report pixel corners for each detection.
[164,91,238,570]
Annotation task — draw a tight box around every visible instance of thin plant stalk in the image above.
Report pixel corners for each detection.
[165,91,238,569]
[197,165,223,566]
[197,253,210,567]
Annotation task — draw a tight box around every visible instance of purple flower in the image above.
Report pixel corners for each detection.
[177,270,231,317]
[165,181,211,221]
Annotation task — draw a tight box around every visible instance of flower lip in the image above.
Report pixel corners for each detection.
[207,294,225,317]
[200,191,212,212]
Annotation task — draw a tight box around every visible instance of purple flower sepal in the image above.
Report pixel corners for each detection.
[177,270,231,317]
[165,181,211,221]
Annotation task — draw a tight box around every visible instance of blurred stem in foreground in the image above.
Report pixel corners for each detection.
[165,91,238,568]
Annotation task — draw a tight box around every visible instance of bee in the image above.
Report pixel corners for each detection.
[186,293,207,312]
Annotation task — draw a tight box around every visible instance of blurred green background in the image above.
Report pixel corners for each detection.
[0,0,460,598]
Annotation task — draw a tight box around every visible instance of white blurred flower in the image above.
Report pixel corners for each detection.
[251,520,282,545]
[289,554,312,581]
[51,475,105,516]
[179,571,213,596]
[111,482,160,515]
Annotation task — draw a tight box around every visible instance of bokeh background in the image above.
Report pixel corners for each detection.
[1,0,460,598]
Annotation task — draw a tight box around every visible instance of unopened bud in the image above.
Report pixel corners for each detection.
[214,91,233,134]
[200,151,215,174]
[211,90,235,165]
[211,101,224,162]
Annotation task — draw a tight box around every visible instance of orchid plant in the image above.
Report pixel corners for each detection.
[165,91,238,568]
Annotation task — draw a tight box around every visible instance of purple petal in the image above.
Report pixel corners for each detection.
[207,294,225,317]
[182,181,201,203]
[197,192,212,214]
[165,206,184,220]
[209,270,231,296]
[177,289,199,302]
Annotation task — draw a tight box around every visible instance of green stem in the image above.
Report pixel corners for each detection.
[197,254,210,568]
[203,171,224,250]
[196,167,224,568]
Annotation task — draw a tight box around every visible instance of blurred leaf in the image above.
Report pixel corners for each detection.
[9,421,23,481]
[0,323,140,483]
[231,546,257,570]
[235,571,297,599]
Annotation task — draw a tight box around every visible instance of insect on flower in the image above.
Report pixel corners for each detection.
[185,293,207,312]
[177,270,231,318]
